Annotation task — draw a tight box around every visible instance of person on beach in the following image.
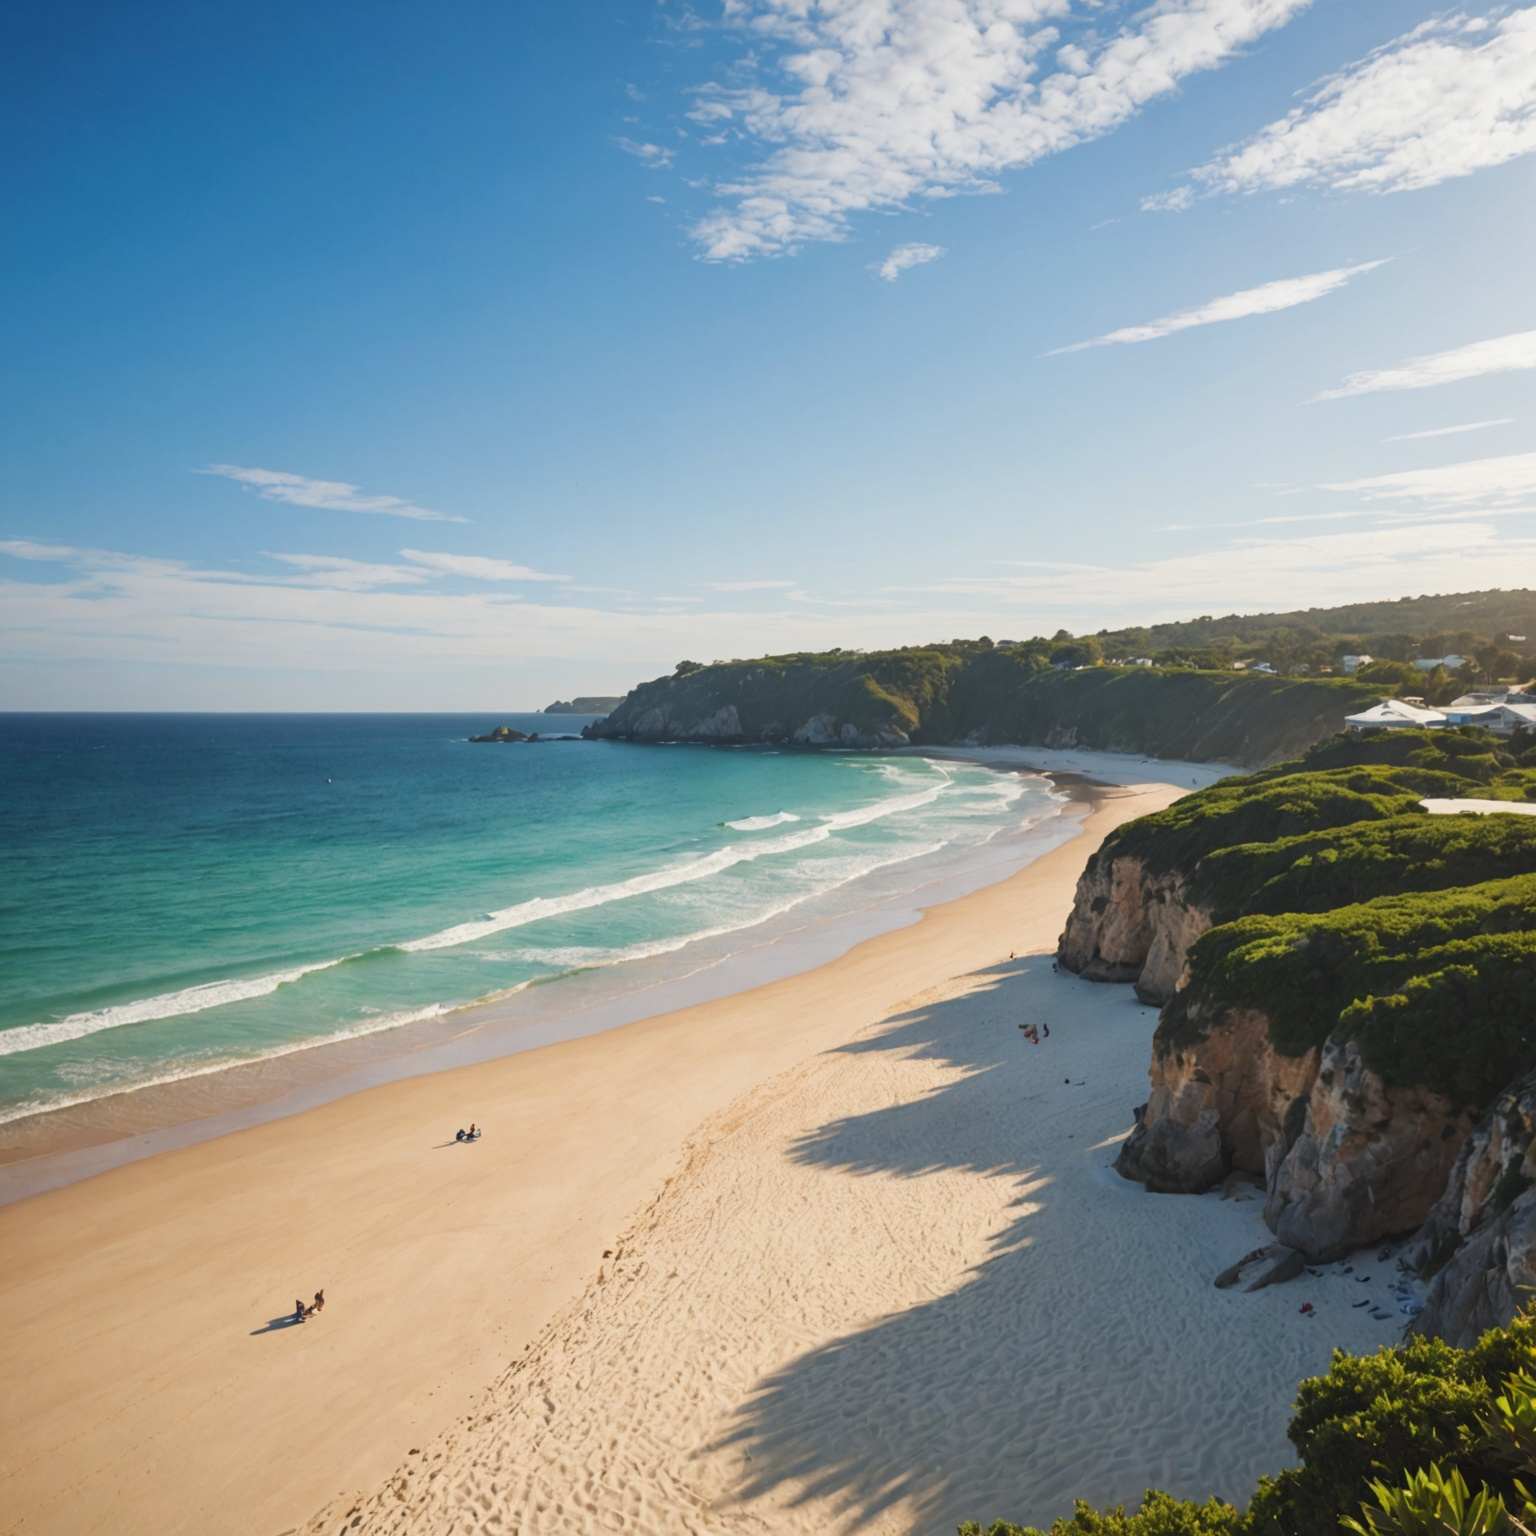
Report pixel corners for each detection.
[468,1122,479,1140]
[293,1298,306,1323]
[312,1289,325,1314]
[455,1127,466,1142]
[1042,1022,1050,1038]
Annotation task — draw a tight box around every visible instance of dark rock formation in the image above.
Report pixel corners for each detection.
[468,726,529,743]
[543,697,622,714]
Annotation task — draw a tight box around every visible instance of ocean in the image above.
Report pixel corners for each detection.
[0,713,1074,1128]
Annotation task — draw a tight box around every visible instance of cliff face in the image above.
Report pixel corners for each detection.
[1116,1006,1474,1259]
[588,652,1379,767]
[1406,1070,1536,1346]
[1057,852,1211,1003]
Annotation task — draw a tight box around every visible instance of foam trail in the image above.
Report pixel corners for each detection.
[398,823,835,952]
[400,772,951,954]
[494,841,945,974]
[724,812,801,831]
[0,1003,450,1126]
[0,958,348,1059]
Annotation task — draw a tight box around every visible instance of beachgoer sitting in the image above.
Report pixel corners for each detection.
[455,1128,466,1142]
[312,1289,325,1314]
[467,1122,479,1140]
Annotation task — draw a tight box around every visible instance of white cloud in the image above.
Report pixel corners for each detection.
[1141,186,1195,213]
[698,579,797,591]
[615,137,675,169]
[1384,419,1514,443]
[1046,259,1388,355]
[398,549,569,582]
[201,465,466,523]
[9,515,1536,708]
[1160,8,1536,206]
[686,0,1315,261]
[1324,451,1536,508]
[264,553,430,590]
[0,539,82,562]
[1314,330,1536,401]
[872,243,946,282]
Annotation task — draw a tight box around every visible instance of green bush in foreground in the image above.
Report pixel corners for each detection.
[962,1311,1536,1536]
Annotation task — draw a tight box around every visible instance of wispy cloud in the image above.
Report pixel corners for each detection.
[1314,330,1536,401]
[1150,9,1536,209]
[698,579,796,592]
[1325,451,1536,508]
[1046,260,1388,356]
[685,0,1314,262]
[398,549,569,582]
[615,137,675,170]
[872,243,946,283]
[201,465,466,524]
[266,553,430,590]
[1384,419,1514,444]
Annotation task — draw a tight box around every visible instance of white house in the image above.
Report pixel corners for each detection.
[1340,654,1373,674]
[1442,701,1536,735]
[1344,699,1447,732]
[1413,654,1471,673]
[1130,657,1155,667]
[1251,661,1277,675]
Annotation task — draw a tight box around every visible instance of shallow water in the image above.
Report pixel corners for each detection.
[0,713,1065,1123]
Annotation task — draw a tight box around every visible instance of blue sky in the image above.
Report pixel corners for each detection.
[3,0,1535,709]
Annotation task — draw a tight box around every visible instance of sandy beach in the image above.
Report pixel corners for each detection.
[0,762,1400,1536]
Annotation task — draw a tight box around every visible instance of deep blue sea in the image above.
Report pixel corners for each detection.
[0,714,1067,1125]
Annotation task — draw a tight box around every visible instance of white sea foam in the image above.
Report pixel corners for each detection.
[723,811,801,831]
[399,773,953,955]
[0,1003,450,1126]
[0,958,349,1059]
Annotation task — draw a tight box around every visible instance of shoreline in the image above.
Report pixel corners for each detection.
[0,756,1093,1203]
[0,767,1166,1536]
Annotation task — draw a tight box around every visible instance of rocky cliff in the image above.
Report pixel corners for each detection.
[1057,736,1536,1002]
[1406,1070,1536,1346]
[586,647,1380,766]
[1116,1001,1475,1259]
[1086,732,1536,1331]
[1056,855,1208,1003]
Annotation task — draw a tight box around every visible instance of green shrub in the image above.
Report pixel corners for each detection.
[957,1491,1245,1536]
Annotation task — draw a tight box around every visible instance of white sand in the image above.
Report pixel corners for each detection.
[914,744,1241,790]
[302,791,1402,1536]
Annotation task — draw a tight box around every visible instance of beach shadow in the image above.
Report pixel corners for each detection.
[249,1314,307,1336]
[705,958,1231,1530]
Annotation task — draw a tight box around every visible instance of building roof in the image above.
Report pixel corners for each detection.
[1345,700,1447,727]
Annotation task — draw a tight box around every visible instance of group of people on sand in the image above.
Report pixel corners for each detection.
[455,1122,481,1142]
[292,1289,325,1323]
[1020,1021,1050,1045]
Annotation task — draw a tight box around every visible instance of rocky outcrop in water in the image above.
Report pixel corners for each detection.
[1057,853,1211,1003]
[469,726,529,742]
[1116,1005,1475,1260]
[1406,1069,1536,1346]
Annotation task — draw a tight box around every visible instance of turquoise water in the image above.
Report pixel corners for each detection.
[0,714,1062,1124]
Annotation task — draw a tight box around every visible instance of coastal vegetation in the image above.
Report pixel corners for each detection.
[960,1308,1536,1536]
[590,591,1536,764]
